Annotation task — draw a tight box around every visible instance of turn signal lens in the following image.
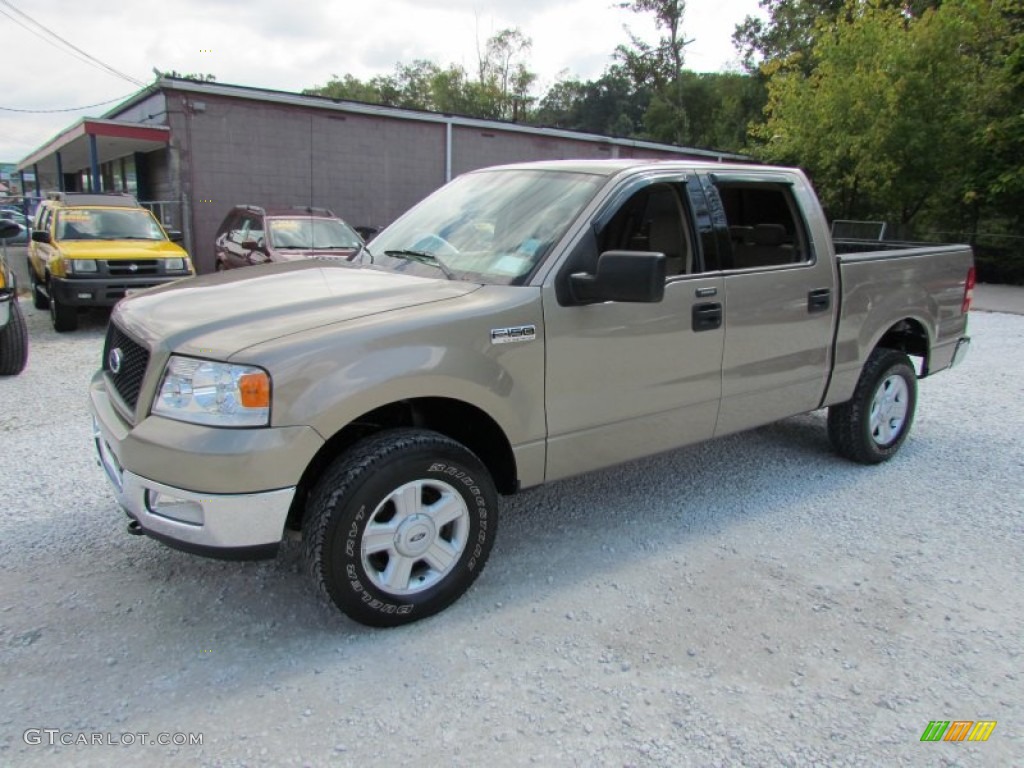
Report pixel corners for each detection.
[238,371,271,408]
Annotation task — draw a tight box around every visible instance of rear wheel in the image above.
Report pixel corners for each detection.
[304,428,499,627]
[828,348,917,464]
[0,299,28,375]
[48,280,78,332]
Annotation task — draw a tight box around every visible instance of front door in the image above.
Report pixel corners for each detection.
[542,175,726,481]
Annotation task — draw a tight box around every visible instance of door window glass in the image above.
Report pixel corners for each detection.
[713,183,809,269]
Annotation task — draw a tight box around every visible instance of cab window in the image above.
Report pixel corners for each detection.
[713,183,809,269]
[597,182,694,277]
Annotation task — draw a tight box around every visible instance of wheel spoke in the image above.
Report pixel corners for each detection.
[392,482,423,521]
[428,491,465,528]
[424,540,457,573]
[362,525,396,555]
[382,555,415,591]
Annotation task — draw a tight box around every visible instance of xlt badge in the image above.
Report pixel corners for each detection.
[490,325,536,345]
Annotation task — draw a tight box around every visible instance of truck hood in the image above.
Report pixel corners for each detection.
[113,261,481,358]
[57,239,188,259]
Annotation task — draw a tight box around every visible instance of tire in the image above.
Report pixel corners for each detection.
[828,348,917,464]
[304,428,499,627]
[28,260,48,310]
[0,299,28,375]
[48,280,78,332]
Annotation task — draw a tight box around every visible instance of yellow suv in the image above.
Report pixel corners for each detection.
[29,193,194,331]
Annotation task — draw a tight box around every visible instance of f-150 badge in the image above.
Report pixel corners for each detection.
[490,325,536,344]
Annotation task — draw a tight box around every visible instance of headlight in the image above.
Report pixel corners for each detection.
[66,259,98,273]
[153,356,271,427]
[165,258,187,272]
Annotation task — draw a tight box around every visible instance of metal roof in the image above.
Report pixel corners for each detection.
[103,78,749,163]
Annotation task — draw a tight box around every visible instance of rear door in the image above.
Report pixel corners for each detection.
[542,172,726,481]
[701,171,838,437]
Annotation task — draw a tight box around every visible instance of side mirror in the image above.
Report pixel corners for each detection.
[354,226,379,242]
[569,251,666,305]
[31,230,52,244]
[0,221,20,240]
[166,229,184,243]
[241,239,261,251]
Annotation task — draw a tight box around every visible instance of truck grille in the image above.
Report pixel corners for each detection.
[104,259,161,276]
[103,323,149,411]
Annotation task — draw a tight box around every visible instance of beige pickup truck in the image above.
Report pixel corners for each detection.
[89,160,973,626]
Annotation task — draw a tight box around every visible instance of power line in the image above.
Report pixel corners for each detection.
[0,0,146,87]
[0,91,142,113]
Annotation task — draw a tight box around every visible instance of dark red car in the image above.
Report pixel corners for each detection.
[213,205,363,271]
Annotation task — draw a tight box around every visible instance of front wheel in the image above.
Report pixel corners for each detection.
[48,281,78,332]
[828,348,917,464]
[303,429,499,627]
[0,300,29,375]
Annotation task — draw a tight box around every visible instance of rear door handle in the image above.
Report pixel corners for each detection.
[808,288,831,313]
[693,302,722,332]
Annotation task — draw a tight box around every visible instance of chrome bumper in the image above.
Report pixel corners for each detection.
[93,419,294,559]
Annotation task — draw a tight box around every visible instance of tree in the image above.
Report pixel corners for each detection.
[753,0,1016,234]
[732,0,846,73]
[476,28,537,120]
[616,0,690,142]
[305,28,537,122]
[532,66,652,137]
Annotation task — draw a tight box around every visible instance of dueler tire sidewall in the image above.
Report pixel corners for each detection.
[318,438,497,626]
[859,355,917,461]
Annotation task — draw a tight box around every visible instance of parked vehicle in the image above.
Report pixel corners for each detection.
[89,160,973,626]
[214,205,363,270]
[0,209,29,245]
[0,219,28,375]
[28,193,194,332]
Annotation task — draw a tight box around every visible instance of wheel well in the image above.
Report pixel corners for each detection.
[877,319,929,372]
[285,398,518,531]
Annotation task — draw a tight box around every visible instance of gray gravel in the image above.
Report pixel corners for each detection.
[1,298,1021,767]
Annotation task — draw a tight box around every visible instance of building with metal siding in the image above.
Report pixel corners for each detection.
[17,78,746,273]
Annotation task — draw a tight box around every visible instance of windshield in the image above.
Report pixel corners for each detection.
[367,169,604,285]
[56,208,166,241]
[268,217,362,250]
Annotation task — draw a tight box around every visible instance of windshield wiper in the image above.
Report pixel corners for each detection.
[383,249,455,280]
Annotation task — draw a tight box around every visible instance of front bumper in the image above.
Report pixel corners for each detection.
[52,274,187,307]
[94,423,293,560]
[89,373,323,559]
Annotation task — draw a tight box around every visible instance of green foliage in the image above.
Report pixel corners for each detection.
[754,0,1020,238]
[304,28,534,121]
[155,69,216,83]
[301,12,764,156]
[534,67,652,137]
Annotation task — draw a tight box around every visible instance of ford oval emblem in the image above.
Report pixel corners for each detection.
[109,347,123,374]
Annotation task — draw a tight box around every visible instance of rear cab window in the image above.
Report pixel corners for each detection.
[711,181,811,270]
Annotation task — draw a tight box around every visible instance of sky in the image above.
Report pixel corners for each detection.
[0,0,763,164]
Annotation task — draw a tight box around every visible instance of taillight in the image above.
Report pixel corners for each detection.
[962,266,976,314]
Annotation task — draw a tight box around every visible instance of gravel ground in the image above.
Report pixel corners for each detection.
[0,298,1020,767]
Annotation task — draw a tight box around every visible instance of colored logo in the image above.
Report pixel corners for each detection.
[920,720,997,742]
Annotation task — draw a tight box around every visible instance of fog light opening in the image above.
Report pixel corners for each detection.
[145,490,204,526]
